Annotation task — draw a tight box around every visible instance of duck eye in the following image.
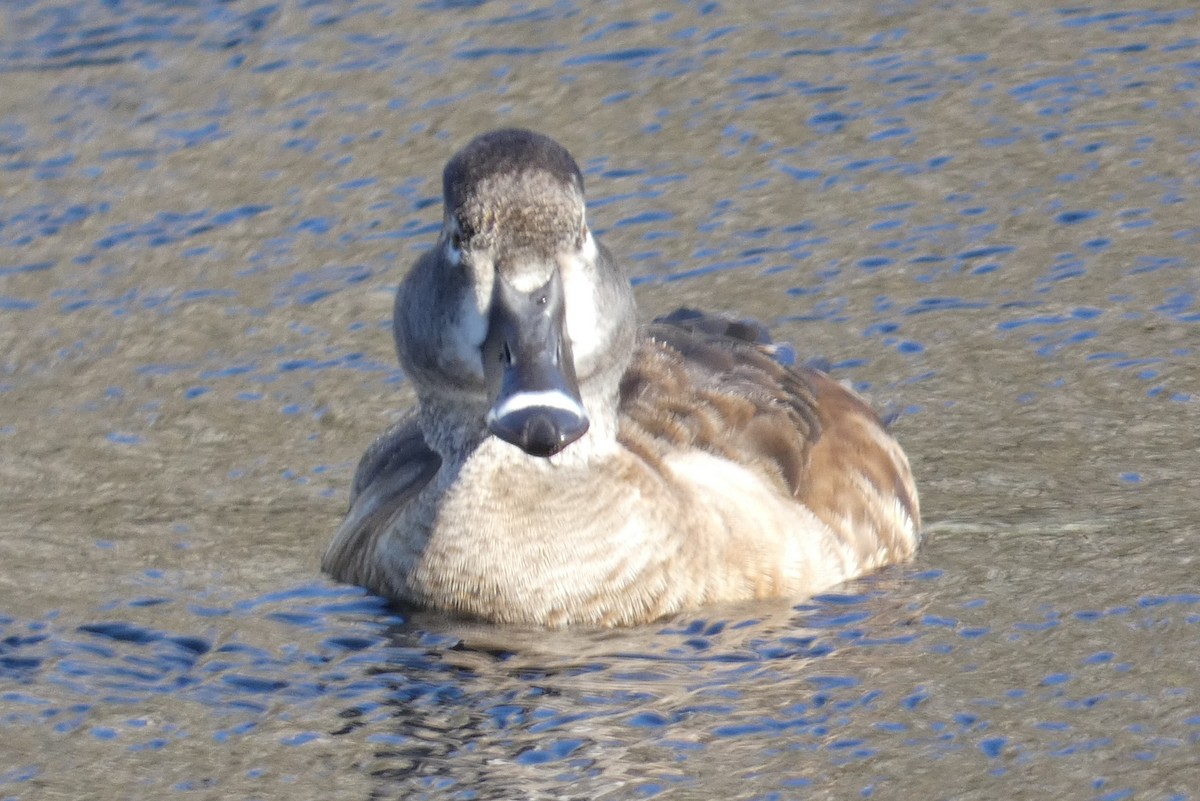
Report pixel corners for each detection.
[450,231,463,250]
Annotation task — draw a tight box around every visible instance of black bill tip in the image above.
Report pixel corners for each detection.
[486,391,589,457]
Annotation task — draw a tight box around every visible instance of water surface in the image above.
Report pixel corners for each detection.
[2,1,1198,798]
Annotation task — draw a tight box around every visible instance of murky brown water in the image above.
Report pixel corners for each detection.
[2,1,1198,798]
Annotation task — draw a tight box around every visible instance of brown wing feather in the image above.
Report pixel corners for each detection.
[618,317,822,498]
[799,372,921,561]
[619,312,919,563]
[322,414,441,591]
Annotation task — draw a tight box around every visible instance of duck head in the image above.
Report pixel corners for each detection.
[393,129,636,458]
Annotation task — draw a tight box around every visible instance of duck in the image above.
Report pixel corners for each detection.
[322,128,921,627]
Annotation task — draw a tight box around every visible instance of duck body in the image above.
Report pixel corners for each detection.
[323,129,920,627]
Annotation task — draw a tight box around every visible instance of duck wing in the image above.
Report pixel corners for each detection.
[618,309,920,561]
[322,413,441,590]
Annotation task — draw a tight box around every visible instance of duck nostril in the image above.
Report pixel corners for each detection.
[501,342,513,365]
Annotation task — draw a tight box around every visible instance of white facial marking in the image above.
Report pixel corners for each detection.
[443,217,463,266]
[451,292,488,379]
[560,229,602,364]
[441,215,492,370]
[580,224,597,262]
[509,267,552,294]
[487,390,587,425]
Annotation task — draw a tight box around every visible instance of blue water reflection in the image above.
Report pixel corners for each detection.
[3,0,1200,797]
[5,577,1199,797]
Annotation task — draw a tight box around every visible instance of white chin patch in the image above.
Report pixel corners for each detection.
[487,390,588,424]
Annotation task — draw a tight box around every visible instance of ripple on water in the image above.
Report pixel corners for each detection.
[3,0,1200,798]
[3,572,1195,796]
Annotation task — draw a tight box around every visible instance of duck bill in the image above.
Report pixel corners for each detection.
[483,270,589,457]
